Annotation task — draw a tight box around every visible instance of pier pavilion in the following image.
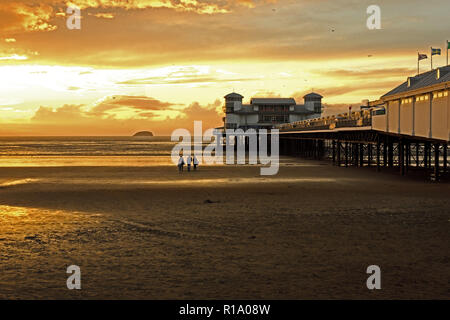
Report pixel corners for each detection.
[223,92,323,131]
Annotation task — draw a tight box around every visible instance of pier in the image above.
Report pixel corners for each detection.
[279,123,448,181]
[219,67,450,180]
[277,67,450,180]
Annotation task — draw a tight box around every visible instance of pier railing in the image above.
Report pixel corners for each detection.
[277,108,376,132]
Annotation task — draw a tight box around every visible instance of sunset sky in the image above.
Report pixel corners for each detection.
[0,0,449,135]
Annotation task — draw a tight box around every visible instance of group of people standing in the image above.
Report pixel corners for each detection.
[178,155,199,173]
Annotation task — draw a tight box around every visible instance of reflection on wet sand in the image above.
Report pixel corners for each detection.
[0,205,29,217]
[0,155,321,167]
[1,176,337,187]
[0,178,40,188]
[0,161,449,299]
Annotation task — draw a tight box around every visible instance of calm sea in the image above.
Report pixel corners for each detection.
[0,136,296,168]
[0,136,178,167]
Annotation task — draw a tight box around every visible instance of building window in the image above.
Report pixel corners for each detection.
[401,98,412,104]
[314,102,321,113]
[433,91,446,99]
[416,94,429,101]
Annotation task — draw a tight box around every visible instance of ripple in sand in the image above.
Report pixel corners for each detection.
[0,178,40,188]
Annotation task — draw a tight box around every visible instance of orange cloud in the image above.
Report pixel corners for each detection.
[90,12,115,19]
[32,104,85,122]
[4,0,444,69]
[18,96,222,135]
[0,2,56,33]
[0,0,278,36]
[171,99,223,132]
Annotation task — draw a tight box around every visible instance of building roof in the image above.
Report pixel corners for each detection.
[304,92,323,99]
[250,98,296,105]
[382,66,450,98]
[224,92,244,99]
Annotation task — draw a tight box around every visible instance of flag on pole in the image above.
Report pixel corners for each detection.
[418,53,427,74]
[431,48,441,55]
[430,47,441,70]
[418,53,427,60]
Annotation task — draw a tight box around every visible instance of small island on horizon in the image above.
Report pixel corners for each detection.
[133,131,154,137]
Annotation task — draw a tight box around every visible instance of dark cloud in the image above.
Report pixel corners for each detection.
[292,80,401,100]
[88,95,177,116]
[118,76,259,85]
[322,103,361,116]
[318,68,416,79]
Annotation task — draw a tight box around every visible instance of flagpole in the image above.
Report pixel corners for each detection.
[431,47,433,70]
[447,40,449,66]
[417,52,420,75]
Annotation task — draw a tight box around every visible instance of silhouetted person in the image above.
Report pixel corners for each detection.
[178,155,185,173]
[193,155,199,170]
[187,155,192,172]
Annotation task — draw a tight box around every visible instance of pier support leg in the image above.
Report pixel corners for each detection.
[383,140,387,167]
[299,139,302,157]
[424,142,429,169]
[359,143,364,167]
[444,143,447,173]
[331,140,336,165]
[345,142,348,167]
[318,140,324,160]
[400,141,405,176]
[337,141,341,167]
[416,143,420,167]
[284,138,288,156]
[388,141,394,168]
[406,142,410,173]
[280,138,284,156]
[368,144,372,167]
[313,140,316,159]
[429,143,432,169]
[315,140,319,159]
[434,143,440,181]
[376,141,381,172]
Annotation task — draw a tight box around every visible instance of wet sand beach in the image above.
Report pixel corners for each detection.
[0,159,449,299]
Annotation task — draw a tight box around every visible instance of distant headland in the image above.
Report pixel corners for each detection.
[133,131,154,137]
